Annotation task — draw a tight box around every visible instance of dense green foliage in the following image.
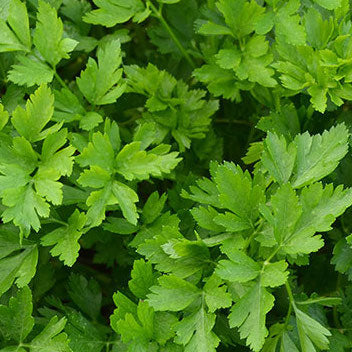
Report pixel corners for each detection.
[1,0,352,351]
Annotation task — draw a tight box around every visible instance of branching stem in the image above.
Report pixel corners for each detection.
[42,217,68,227]
[283,281,295,329]
[54,70,69,90]
[148,1,196,69]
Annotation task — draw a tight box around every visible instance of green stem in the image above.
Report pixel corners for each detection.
[215,119,253,126]
[243,220,264,252]
[284,299,293,327]
[285,281,295,306]
[148,1,196,69]
[42,217,68,227]
[333,273,343,329]
[239,37,245,51]
[54,70,69,90]
[283,281,295,329]
[245,124,256,151]
[119,114,141,126]
[264,244,282,264]
[31,52,69,91]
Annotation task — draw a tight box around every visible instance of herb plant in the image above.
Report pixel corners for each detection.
[1,0,352,351]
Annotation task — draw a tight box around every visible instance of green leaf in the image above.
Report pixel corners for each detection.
[142,192,167,224]
[260,184,302,246]
[8,55,53,87]
[40,129,75,177]
[11,84,59,143]
[190,206,225,232]
[294,306,331,350]
[0,286,34,342]
[182,174,220,208]
[33,167,63,205]
[111,291,137,324]
[77,40,126,105]
[0,137,54,236]
[215,249,260,283]
[0,243,38,296]
[198,22,233,36]
[229,282,275,352]
[233,35,276,88]
[0,0,31,52]
[262,132,296,184]
[53,88,86,123]
[261,260,288,288]
[292,124,349,188]
[213,162,265,228]
[297,183,352,235]
[64,310,107,352]
[125,63,218,150]
[304,8,334,49]
[216,0,265,39]
[33,0,77,67]
[112,292,177,348]
[1,185,50,236]
[137,223,206,279]
[85,183,115,227]
[262,182,352,256]
[112,300,176,349]
[275,0,306,46]
[147,275,201,311]
[153,312,178,346]
[8,0,31,47]
[114,300,154,346]
[262,125,350,188]
[331,239,352,280]
[115,142,181,181]
[41,210,86,266]
[175,307,220,352]
[203,275,232,313]
[103,217,138,234]
[161,237,210,276]
[313,0,342,10]
[30,316,71,352]
[193,64,241,101]
[76,131,115,172]
[307,86,328,113]
[256,104,300,140]
[0,130,73,237]
[78,166,111,189]
[328,331,352,352]
[83,0,146,27]
[214,211,252,232]
[0,226,23,260]
[67,274,102,320]
[0,104,9,131]
[215,48,241,70]
[255,11,275,35]
[79,111,103,131]
[129,259,157,299]
[111,181,139,225]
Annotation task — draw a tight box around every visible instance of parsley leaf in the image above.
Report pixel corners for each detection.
[0,0,31,53]
[83,0,148,27]
[77,39,126,105]
[41,210,86,267]
[33,0,78,67]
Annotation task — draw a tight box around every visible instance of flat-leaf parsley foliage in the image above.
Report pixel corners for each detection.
[1,0,352,351]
